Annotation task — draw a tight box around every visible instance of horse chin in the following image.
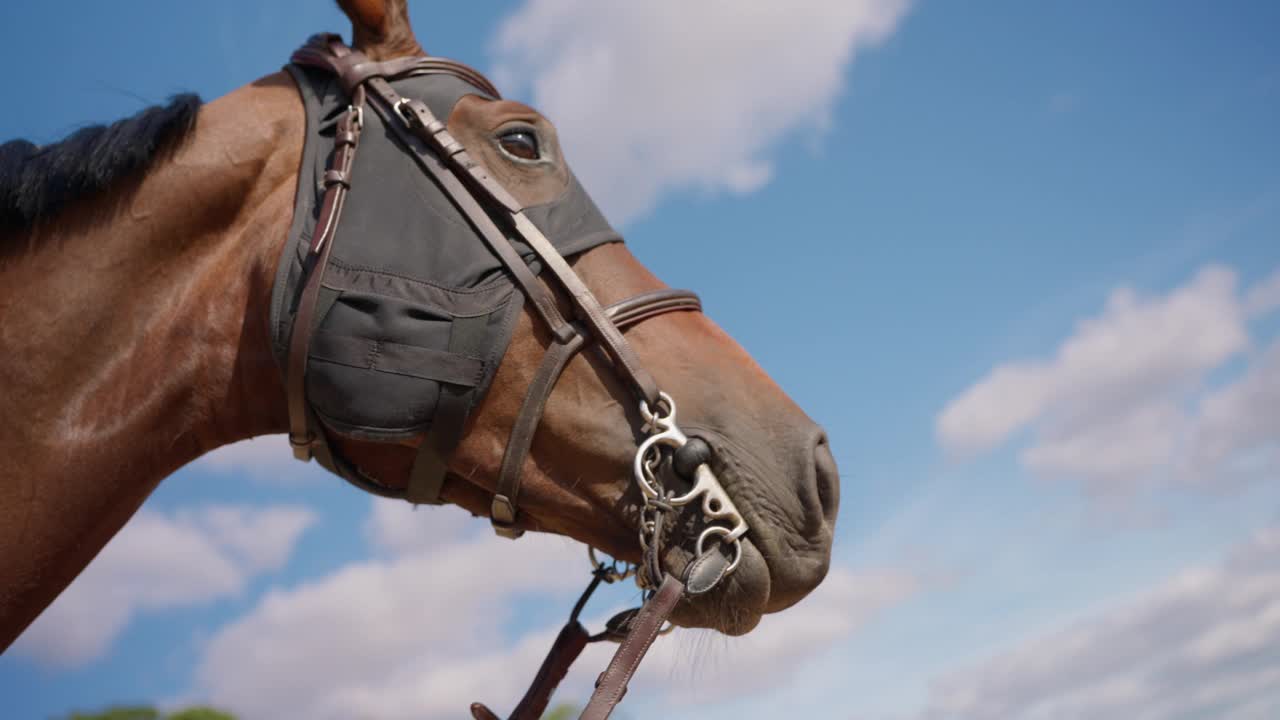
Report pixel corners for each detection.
[666,538,770,636]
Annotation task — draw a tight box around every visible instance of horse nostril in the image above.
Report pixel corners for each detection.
[812,434,840,526]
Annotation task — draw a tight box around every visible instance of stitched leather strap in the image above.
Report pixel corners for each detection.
[295,36,573,342]
[292,33,500,98]
[579,574,685,720]
[471,573,685,720]
[360,77,575,344]
[492,289,701,538]
[362,76,663,405]
[286,54,365,462]
[468,621,591,720]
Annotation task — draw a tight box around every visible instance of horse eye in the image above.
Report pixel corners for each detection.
[498,129,540,161]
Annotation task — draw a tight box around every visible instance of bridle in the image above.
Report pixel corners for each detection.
[285,35,749,719]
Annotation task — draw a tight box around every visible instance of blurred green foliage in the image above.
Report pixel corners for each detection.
[543,704,580,720]
[63,709,159,720]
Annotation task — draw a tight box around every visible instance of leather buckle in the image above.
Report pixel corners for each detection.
[288,433,315,462]
[490,495,524,539]
[323,169,350,188]
[393,97,425,129]
[492,523,524,540]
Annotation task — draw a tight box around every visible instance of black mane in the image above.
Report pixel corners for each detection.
[0,94,202,230]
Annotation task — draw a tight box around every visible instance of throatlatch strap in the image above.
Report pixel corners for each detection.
[286,78,365,462]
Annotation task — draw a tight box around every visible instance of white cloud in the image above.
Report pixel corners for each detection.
[936,264,1280,490]
[363,494,475,555]
[188,505,319,573]
[938,266,1246,454]
[1183,339,1280,484]
[1245,267,1280,317]
[193,500,587,719]
[193,499,915,719]
[490,0,912,225]
[915,524,1280,720]
[471,565,915,717]
[645,566,917,705]
[12,504,316,668]
[192,434,322,483]
[1021,399,1186,485]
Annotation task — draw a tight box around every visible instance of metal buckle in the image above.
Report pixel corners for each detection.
[490,495,524,539]
[393,97,422,128]
[288,433,315,462]
[492,523,524,540]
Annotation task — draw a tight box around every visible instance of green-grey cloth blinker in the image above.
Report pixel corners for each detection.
[269,61,623,498]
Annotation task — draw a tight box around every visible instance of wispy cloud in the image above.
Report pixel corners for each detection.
[915,523,1280,720]
[191,434,324,484]
[490,0,912,225]
[1246,266,1280,317]
[192,500,588,719]
[190,499,915,719]
[12,504,316,668]
[1184,339,1280,484]
[936,264,1280,493]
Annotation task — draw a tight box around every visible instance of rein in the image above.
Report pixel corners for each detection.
[285,34,748,718]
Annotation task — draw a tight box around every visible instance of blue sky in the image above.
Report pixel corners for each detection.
[3,1,1279,718]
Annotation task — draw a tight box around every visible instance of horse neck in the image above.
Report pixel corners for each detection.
[0,73,302,648]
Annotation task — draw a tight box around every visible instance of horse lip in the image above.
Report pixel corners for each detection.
[674,425,834,619]
[635,427,813,634]
[664,536,770,636]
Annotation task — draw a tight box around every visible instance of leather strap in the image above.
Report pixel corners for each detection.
[360,77,575,344]
[292,33,500,99]
[295,36,573,342]
[472,572,685,720]
[362,77,663,405]
[509,213,662,405]
[468,621,590,720]
[492,290,701,538]
[579,574,685,720]
[286,56,365,461]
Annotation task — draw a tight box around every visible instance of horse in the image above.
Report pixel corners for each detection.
[0,0,839,712]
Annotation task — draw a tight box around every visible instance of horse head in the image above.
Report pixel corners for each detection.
[313,0,840,635]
